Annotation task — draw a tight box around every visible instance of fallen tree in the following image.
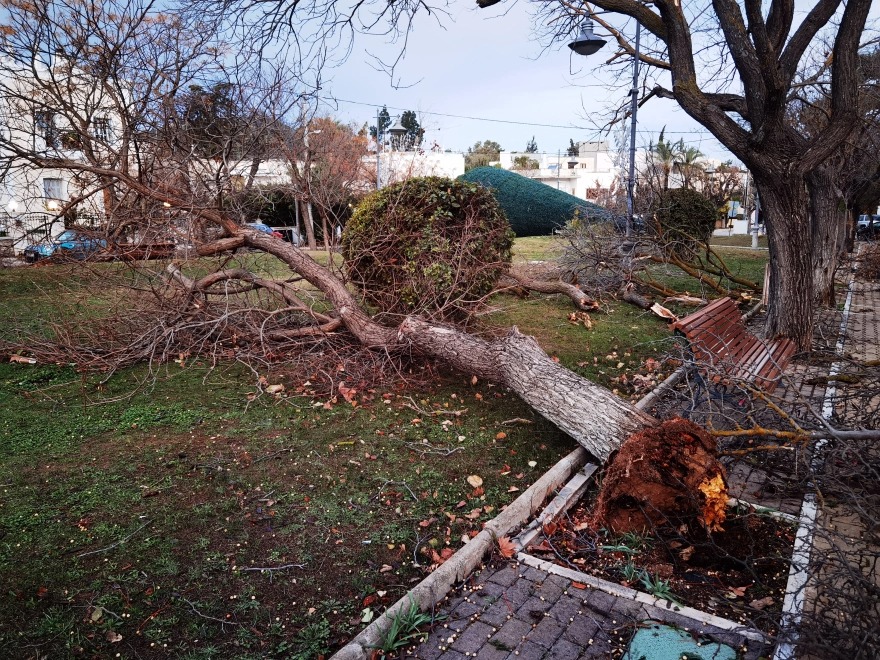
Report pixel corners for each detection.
[227,229,659,461]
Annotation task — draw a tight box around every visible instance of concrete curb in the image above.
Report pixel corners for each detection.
[330,446,588,659]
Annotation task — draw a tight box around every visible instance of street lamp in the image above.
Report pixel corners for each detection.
[388,116,407,151]
[569,18,641,239]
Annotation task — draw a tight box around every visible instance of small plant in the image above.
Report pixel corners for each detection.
[620,560,640,583]
[290,618,332,660]
[602,531,652,555]
[639,571,682,605]
[372,597,445,658]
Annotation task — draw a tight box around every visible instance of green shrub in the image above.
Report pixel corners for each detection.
[458,167,610,236]
[342,177,514,320]
[649,188,717,259]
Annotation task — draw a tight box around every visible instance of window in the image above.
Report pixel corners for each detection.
[34,111,58,148]
[92,116,111,142]
[43,178,64,200]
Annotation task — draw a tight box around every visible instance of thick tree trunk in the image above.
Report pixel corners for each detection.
[760,179,815,351]
[808,168,844,308]
[244,231,657,461]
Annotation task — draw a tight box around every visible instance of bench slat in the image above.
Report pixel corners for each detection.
[671,297,796,394]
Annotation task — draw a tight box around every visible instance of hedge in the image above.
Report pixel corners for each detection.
[458,167,610,236]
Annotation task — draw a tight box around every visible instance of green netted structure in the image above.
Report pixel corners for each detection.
[459,167,610,237]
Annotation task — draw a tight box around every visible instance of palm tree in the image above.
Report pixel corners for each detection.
[675,146,704,189]
[650,129,682,190]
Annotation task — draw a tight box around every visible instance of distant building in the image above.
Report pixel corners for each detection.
[498,142,617,201]
[0,53,118,253]
[370,150,465,189]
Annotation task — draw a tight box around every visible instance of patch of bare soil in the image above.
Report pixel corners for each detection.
[527,489,795,634]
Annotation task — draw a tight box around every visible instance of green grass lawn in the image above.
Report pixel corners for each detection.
[0,236,768,658]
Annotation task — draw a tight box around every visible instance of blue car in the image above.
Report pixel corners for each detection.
[24,229,108,263]
[246,222,283,238]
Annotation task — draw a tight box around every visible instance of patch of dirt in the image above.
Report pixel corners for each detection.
[527,489,795,634]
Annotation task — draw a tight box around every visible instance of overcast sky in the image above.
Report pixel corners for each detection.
[315,3,740,161]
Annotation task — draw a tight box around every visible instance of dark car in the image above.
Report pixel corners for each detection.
[24,229,108,263]
[857,214,880,240]
[611,214,646,235]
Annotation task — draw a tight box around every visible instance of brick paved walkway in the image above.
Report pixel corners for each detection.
[410,561,769,659]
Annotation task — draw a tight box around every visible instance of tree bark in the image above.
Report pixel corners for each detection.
[301,200,317,250]
[808,167,845,308]
[244,231,657,461]
[760,179,815,350]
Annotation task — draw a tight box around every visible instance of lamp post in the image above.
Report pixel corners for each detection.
[388,116,407,152]
[569,18,640,239]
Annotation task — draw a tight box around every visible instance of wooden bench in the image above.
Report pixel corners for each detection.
[670,297,797,394]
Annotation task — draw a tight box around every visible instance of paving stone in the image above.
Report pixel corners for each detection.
[478,599,514,628]
[503,578,538,608]
[610,596,646,621]
[527,616,564,648]
[575,631,615,658]
[521,567,547,582]
[582,588,617,614]
[507,640,546,660]
[560,612,600,646]
[451,599,481,619]
[489,565,521,587]
[450,620,495,654]
[547,595,583,625]
[534,577,567,603]
[491,617,533,650]
[412,634,450,660]
[442,616,472,633]
[472,569,493,585]
[474,580,506,600]
[542,638,582,660]
[437,651,468,660]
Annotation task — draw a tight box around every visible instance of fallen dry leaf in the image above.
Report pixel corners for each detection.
[495,432,507,440]
[750,597,775,610]
[379,564,393,573]
[105,631,122,643]
[570,582,587,590]
[497,536,516,558]
[466,475,483,488]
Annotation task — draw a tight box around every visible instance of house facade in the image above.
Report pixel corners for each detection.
[0,54,117,254]
[498,141,617,201]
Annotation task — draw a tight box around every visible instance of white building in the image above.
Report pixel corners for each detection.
[0,53,117,253]
[498,141,617,200]
[372,150,465,188]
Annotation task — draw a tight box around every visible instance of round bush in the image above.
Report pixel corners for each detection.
[342,177,514,320]
[649,188,718,258]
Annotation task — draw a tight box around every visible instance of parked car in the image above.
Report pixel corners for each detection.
[246,222,283,239]
[23,229,108,263]
[857,214,880,240]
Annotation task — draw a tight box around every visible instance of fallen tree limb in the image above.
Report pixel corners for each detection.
[243,231,658,461]
[502,272,601,311]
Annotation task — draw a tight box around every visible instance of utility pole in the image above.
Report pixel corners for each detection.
[376,108,381,190]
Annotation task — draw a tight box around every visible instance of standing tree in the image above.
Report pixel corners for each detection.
[464,139,503,171]
[369,105,391,140]
[525,135,539,153]
[399,110,424,150]
[566,139,579,157]
[530,0,873,350]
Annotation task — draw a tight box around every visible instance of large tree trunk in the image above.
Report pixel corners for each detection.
[760,179,815,351]
[808,168,845,308]
[243,231,657,461]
